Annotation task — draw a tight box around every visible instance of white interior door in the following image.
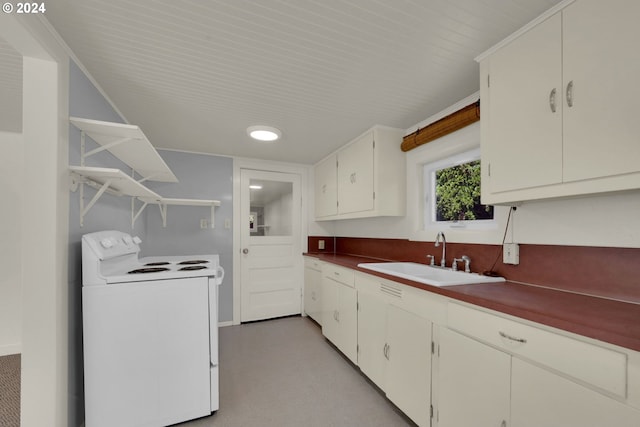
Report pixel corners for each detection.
[240,169,302,322]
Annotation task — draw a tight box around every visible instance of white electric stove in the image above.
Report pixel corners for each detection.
[81,230,223,427]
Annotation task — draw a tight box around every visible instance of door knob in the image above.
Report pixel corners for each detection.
[242,248,249,254]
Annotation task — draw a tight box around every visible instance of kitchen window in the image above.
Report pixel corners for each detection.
[406,120,508,244]
[423,148,494,230]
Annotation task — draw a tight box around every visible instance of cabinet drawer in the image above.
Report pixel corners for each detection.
[304,257,322,271]
[448,303,627,397]
[323,264,355,288]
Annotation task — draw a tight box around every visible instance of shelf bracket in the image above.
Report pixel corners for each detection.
[137,172,162,184]
[82,136,133,160]
[132,200,149,228]
[158,203,168,227]
[80,178,114,227]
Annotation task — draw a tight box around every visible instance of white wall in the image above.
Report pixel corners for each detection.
[0,131,22,356]
[308,98,640,249]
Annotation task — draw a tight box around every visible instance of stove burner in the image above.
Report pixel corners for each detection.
[179,265,208,271]
[178,260,209,265]
[128,267,171,274]
[144,262,171,266]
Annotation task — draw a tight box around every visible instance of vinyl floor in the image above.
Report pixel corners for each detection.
[179,316,415,427]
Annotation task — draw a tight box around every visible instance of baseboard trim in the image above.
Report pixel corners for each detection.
[218,321,233,328]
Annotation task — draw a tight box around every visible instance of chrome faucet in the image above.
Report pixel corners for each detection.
[452,255,471,273]
[462,255,471,273]
[434,232,446,267]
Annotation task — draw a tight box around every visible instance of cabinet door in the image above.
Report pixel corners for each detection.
[314,154,337,218]
[562,0,640,183]
[486,13,563,193]
[321,278,338,343]
[511,358,640,427]
[436,328,510,427]
[303,264,322,325]
[337,131,374,214]
[335,282,358,364]
[385,305,432,427]
[357,291,388,389]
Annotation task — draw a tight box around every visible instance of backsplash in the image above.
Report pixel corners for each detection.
[308,236,640,304]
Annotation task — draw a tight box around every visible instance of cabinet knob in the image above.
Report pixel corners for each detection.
[549,87,557,113]
[242,248,249,254]
[501,420,507,427]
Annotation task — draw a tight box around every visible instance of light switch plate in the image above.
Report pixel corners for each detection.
[503,243,519,265]
[318,240,325,250]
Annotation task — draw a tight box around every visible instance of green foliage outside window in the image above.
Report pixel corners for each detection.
[435,160,493,221]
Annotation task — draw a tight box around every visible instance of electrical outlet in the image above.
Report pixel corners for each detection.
[318,240,325,250]
[200,219,208,229]
[503,243,520,265]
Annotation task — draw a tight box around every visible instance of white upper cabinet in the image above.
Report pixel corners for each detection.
[314,154,338,218]
[337,131,375,214]
[478,0,640,204]
[561,0,640,183]
[314,126,405,220]
[483,13,563,194]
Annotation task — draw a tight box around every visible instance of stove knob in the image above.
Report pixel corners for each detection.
[132,236,142,244]
[122,236,133,245]
[100,238,113,249]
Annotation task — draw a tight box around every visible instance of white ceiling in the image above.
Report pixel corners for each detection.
[41,0,561,164]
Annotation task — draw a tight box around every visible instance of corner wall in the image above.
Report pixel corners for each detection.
[0,131,23,356]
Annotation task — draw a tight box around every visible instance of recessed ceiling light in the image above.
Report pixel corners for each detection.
[247,125,281,142]
[249,185,263,190]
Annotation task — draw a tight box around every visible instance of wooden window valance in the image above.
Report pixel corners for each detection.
[401,100,480,152]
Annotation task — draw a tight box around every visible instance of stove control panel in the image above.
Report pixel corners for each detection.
[83,230,141,260]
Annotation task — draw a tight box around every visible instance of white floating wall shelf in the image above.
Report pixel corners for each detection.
[69,118,221,228]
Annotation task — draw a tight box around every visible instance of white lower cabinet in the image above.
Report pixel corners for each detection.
[303,257,322,325]
[435,327,510,427]
[356,291,388,388]
[317,263,640,427]
[384,304,432,427]
[357,284,432,427]
[436,303,640,427]
[511,359,640,427]
[321,264,357,364]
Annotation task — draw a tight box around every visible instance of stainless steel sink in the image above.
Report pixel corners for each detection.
[357,262,505,287]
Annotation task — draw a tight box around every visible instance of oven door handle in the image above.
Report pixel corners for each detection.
[215,266,225,286]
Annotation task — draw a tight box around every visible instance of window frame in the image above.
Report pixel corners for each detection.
[423,147,495,230]
[407,122,509,244]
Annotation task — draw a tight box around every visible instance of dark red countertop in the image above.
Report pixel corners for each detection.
[305,252,640,352]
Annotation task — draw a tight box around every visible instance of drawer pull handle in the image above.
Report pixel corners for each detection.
[566,80,574,107]
[549,87,557,113]
[499,331,527,344]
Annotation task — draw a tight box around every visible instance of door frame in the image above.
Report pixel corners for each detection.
[232,158,310,325]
